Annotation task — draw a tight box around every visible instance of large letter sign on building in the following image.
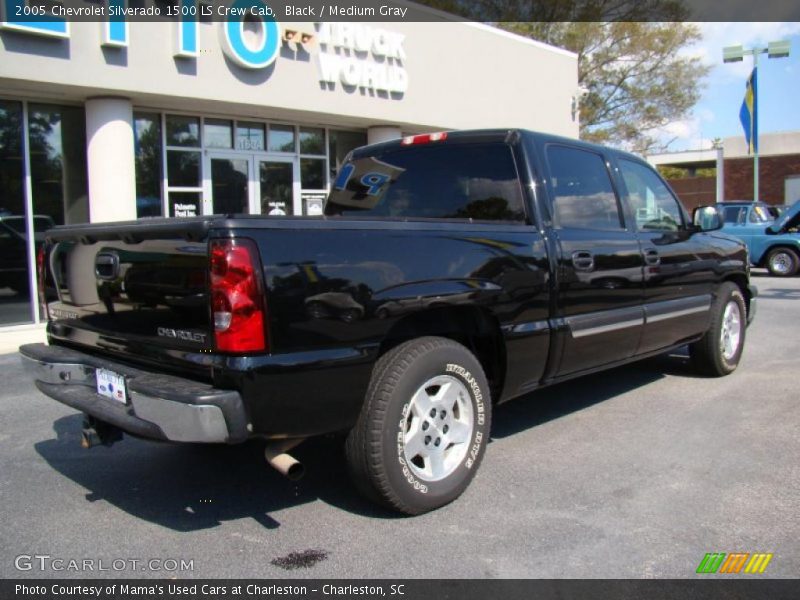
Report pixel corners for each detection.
[219,0,281,69]
[316,23,409,94]
[1,6,410,93]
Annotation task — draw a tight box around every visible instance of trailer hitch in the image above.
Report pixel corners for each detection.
[81,415,123,448]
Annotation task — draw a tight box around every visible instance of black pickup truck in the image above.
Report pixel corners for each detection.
[20,130,756,514]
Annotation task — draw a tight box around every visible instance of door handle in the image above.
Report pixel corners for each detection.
[644,249,660,266]
[571,251,595,272]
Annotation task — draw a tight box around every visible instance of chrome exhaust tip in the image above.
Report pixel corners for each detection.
[264,439,306,481]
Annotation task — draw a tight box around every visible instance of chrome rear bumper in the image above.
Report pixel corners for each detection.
[19,343,248,444]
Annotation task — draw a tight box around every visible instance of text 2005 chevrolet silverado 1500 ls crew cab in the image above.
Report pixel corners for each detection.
[21,130,757,514]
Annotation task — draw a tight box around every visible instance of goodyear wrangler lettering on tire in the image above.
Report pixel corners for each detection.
[467,431,483,469]
[345,336,492,514]
[446,363,485,425]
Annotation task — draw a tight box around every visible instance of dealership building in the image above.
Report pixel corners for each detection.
[0,12,578,348]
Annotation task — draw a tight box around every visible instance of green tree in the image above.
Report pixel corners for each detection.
[421,1,708,154]
[503,21,709,153]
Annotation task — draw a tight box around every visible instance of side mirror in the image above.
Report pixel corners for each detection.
[692,205,723,231]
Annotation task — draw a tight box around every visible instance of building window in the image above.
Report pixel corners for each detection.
[28,104,89,227]
[167,150,201,187]
[204,119,233,149]
[299,127,325,155]
[166,115,200,147]
[236,122,265,151]
[133,112,163,218]
[169,191,202,218]
[0,99,32,326]
[268,124,295,153]
[300,158,325,190]
[165,115,203,217]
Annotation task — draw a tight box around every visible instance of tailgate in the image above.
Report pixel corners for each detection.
[43,218,215,374]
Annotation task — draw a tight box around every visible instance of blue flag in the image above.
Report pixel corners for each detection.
[739,67,758,154]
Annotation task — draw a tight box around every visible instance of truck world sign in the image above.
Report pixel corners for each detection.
[0,0,408,94]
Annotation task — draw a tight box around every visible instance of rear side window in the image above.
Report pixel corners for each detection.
[545,145,623,230]
[325,143,525,222]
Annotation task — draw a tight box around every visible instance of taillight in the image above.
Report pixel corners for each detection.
[37,244,48,320]
[209,238,268,353]
[401,132,448,145]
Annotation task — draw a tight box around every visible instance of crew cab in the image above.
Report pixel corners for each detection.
[21,130,756,514]
[716,200,800,276]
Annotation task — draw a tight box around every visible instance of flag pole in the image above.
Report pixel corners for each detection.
[753,52,759,202]
[724,40,790,204]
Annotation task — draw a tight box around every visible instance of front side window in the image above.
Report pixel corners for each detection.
[618,158,684,232]
[546,145,622,230]
[325,142,525,222]
[749,205,771,223]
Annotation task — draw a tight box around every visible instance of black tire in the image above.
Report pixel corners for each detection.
[346,336,491,515]
[765,247,799,277]
[689,282,747,377]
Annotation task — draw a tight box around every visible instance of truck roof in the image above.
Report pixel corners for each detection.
[350,128,648,165]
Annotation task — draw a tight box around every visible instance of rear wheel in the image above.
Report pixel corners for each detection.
[765,247,799,277]
[345,337,491,515]
[690,282,746,377]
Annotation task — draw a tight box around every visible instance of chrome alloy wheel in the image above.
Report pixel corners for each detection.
[720,300,742,362]
[402,375,474,482]
[769,251,793,275]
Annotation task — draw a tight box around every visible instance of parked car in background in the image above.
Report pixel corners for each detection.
[716,200,800,276]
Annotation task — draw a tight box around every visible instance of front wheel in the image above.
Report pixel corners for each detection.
[689,282,747,377]
[765,247,799,277]
[345,337,491,515]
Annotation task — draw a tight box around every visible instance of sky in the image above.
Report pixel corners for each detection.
[658,22,800,152]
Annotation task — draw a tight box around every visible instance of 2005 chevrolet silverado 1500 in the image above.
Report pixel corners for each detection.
[20,129,757,514]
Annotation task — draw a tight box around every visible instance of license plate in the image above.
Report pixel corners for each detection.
[96,368,127,404]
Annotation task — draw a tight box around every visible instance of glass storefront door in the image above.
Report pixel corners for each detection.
[208,154,251,215]
[258,158,299,216]
[204,153,299,216]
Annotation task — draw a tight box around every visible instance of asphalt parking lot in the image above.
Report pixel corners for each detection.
[1,271,798,580]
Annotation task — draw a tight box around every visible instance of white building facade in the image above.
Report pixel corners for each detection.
[0,14,578,345]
